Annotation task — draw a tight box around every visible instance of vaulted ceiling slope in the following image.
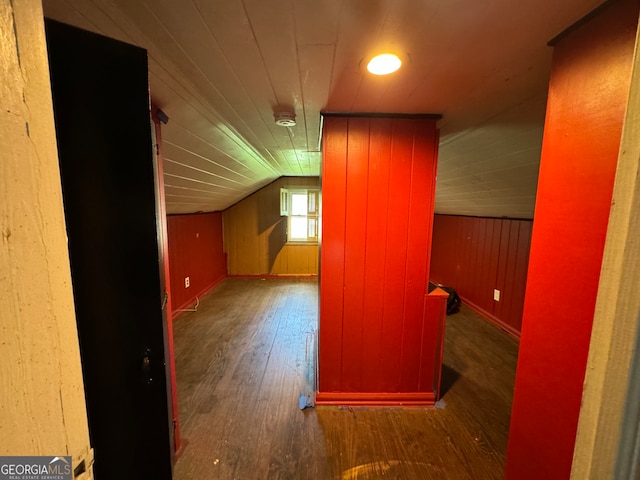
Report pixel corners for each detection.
[43,0,604,218]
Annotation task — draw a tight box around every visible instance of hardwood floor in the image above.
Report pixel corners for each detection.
[172,278,518,480]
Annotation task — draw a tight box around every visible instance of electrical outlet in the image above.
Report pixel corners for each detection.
[185,276,190,288]
[494,289,500,302]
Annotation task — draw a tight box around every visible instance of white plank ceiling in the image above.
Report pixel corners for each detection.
[42,0,604,218]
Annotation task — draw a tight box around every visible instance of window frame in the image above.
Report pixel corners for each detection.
[280,186,319,244]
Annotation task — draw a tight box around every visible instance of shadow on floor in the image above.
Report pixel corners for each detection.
[440,363,461,397]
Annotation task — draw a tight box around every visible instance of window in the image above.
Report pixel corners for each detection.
[280,187,319,243]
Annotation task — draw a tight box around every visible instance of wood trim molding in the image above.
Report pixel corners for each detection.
[226,274,318,279]
[461,297,522,339]
[171,274,225,319]
[548,0,619,46]
[315,392,436,406]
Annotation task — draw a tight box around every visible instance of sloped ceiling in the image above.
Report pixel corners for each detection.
[42,0,604,218]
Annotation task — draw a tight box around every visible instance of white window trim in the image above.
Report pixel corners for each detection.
[280,186,319,244]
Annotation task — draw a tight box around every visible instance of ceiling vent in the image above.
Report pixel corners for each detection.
[274,111,296,127]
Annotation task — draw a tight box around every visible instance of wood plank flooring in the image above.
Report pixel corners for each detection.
[172,278,518,480]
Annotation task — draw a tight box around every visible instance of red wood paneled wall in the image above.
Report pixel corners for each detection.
[167,212,226,317]
[430,214,532,336]
[505,1,638,478]
[318,115,447,405]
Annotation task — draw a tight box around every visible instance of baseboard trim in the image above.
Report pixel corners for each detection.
[171,274,225,319]
[460,297,521,339]
[315,391,435,406]
[227,274,318,279]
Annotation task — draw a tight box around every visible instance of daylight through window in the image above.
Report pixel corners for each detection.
[280,187,319,243]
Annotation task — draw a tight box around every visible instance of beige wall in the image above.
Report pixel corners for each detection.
[223,177,319,275]
[0,0,93,476]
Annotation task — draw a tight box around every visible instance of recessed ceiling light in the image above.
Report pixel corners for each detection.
[367,53,402,75]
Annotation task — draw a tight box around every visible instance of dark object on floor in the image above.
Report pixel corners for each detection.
[429,282,461,315]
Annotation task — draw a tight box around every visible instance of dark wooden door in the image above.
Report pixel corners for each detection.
[45,19,173,480]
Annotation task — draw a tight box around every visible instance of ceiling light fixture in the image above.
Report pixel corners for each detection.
[367,53,402,75]
[274,111,296,127]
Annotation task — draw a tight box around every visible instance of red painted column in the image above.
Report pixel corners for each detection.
[505,1,639,478]
[317,115,445,405]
